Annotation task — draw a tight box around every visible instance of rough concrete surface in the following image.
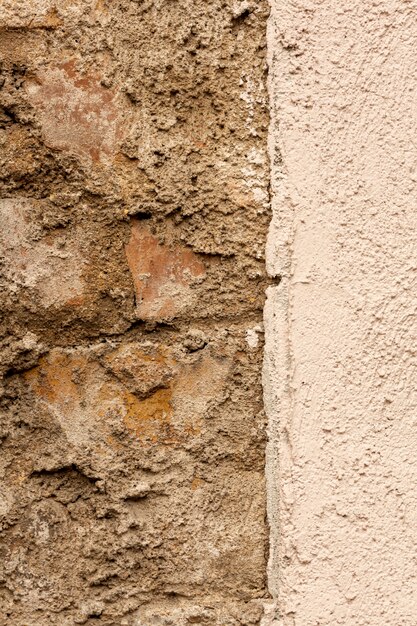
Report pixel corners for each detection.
[0,1,270,624]
[265,1,417,624]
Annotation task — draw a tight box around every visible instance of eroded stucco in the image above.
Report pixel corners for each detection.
[265,1,417,624]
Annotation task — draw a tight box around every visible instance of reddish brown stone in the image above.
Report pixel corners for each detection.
[125,221,206,320]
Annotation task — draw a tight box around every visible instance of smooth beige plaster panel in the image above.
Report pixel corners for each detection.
[264,2,417,624]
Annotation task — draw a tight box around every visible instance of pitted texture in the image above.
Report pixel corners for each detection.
[0,1,270,624]
[265,1,417,625]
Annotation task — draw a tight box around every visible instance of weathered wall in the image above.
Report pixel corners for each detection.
[0,2,271,624]
[266,1,417,624]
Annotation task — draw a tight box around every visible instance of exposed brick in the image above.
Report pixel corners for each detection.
[26,61,127,162]
[24,344,229,449]
[125,221,206,321]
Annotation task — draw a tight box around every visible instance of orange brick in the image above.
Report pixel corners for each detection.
[125,221,206,320]
[26,60,126,162]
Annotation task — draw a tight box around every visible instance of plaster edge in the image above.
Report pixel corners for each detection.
[262,3,294,623]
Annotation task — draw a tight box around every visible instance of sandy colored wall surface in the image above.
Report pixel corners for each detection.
[0,2,270,624]
[265,1,417,624]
